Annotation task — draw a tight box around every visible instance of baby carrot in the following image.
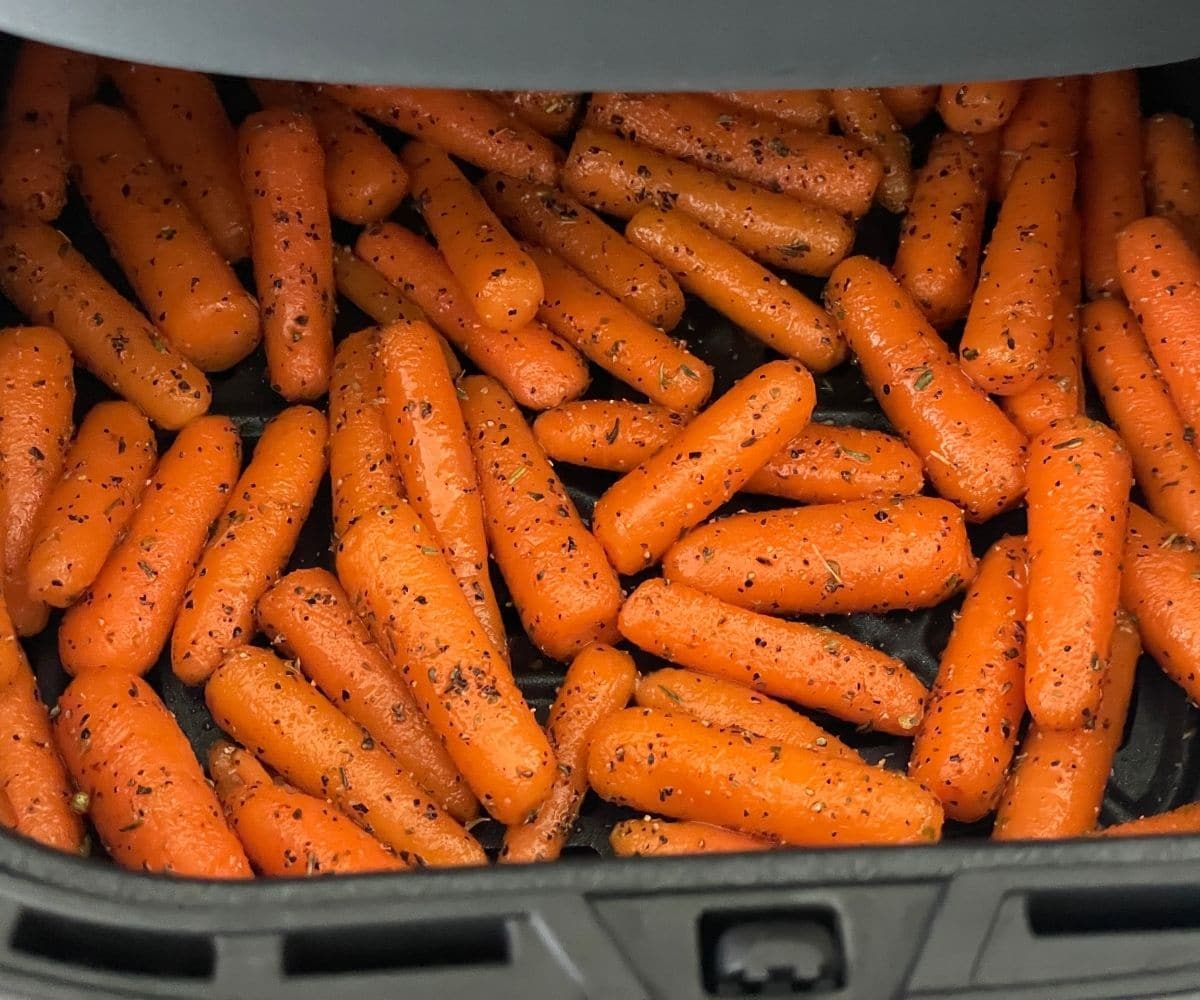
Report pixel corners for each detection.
[909,536,1028,822]
[997,77,1084,196]
[938,81,1024,134]
[336,507,555,825]
[502,644,636,863]
[881,86,939,128]
[355,223,590,410]
[960,147,1075,395]
[378,320,505,653]
[108,62,250,261]
[208,742,406,876]
[334,243,426,321]
[533,400,686,472]
[827,89,913,213]
[172,406,327,686]
[64,52,99,107]
[709,90,832,132]
[206,647,485,867]
[1143,112,1200,249]
[825,257,1028,521]
[1097,803,1200,839]
[621,578,926,734]
[58,416,242,677]
[459,376,622,661]
[56,671,252,877]
[588,708,944,846]
[610,818,775,857]
[663,495,976,615]
[69,103,261,372]
[27,402,157,608]
[257,569,478,822]
[494,91,581,137]
[1026,416,1131,730]
[0,42,69,220]
[479,173,685,330]
[593,360,815,575]
[562,128,854,275]
[0,220,211,429]
[527,245,714,413]
[626,207,846,372]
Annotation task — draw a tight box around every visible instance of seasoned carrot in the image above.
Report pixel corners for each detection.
[825,257,1028,521]
[257,569,478,822]
[828,89,913,213]
[0,42,68,220]
[997,77,1084,195]
[593,361,815,575]
[323,86,561,183]
[69,103,261,372]
[527,245,714,413]
[611,818,775,856]
[586,91,881,218]
[621,578,926,734]
[27,402,157,608]
[56,670,250,877]
[64,52,99,107]
[355,224,590,410]
[59,416,242,677]
[337,507,555,825]
[709,90,832,132]
[881,86,939,128]
[0,220,211,429]
[1143,112,1200,249]
[909,536,1028,822]
[208,742,406,876]
[172,407,327,686]
[960,147,1075,395]
[1081,71,1145,298]
[533,400,686,472]
[502,644,636,863]
[588,708,944,846]
[494,91,581,137]
[892,131,989,328]
[460,376,622,661]
[479,173,685,329]
[378,320,505,652]
[663,495,975,615]
[1097,803,1200,838]
[993,613,1140,840]
[563,128,854,275]
[938,81,1024,134]
[403,141,543,331]
[108,62,250,261]
[1025,416,1131,730]
[625,207,846,372]
[207,647,484,867]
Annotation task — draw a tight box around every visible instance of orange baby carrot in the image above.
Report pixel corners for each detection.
[593,360,815,575]
[909,536,1028,822]
[1097,802,1200,839]
[663,495,975,615]
[479,173,685,330]
[588,708,944,846]
[709,90,832,132]
[333,244,443,336]
[206,647,485,867]
[56,671,251,877]
[563,128,854,274]
[337,506,555,825]
[494,91,581,137]
[626,207,846,371]
[0,42,68,220]
[532,400,685,472]
[502,644,636,863]
[108,62,250,261]
[1025,416,1131,730]
[208,742,407,876]
[881,85,939,128]
[610,818,775,857]
[58,416,242,677]
[355,223,590,410]
[69,103,261,372]
[257,568,478,822]
[828,88,913,213]
[938,81,1024,134]
[0,220,211,429]
[460,376,622,661]
[997,77,1084,196]
[825,256,1028,521]
[378,319,505,653]
[172,407,327,686]
[1143,112,1200,249]
[527,245,714,413]
[27,401,157,608]
[621,578,926,734]
[960,147,1075,395]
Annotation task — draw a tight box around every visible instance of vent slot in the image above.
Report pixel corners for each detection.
[700,907,845,996]
[1028,887,1200,936]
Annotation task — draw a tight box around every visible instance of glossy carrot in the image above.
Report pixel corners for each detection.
[593,361,815,575]
[355,223,590,410]
[256,568,478,822]
[611,818,775,856]
[0,220,211,429]
[828,89,913,213]
[532,400,687,472]
[69,103,261,372]
[825,256,1028,521]
[502,644,636,863]
[709,90,832,132]
[64,52,99,107]
[881,85,939,128]
[1143,112,1200,249]
[27,402,157,608]
[0,42,69,220]
[909,536,1028,822]
[59,416,242,677]
[56,670,250,877]
[334,244,426,326]
[938,81,1024,134]
[1097,803,1200,839]
[459,376,622,661]
[997,77,1084,195]
[494,91,581,137]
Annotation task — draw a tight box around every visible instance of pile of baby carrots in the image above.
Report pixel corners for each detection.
[0,44,1197,879]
